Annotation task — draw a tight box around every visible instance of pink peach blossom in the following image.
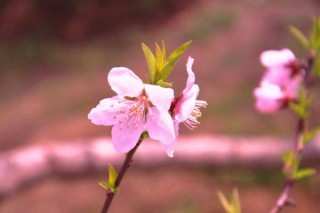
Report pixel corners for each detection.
[168,57,207,156]
[254,49,303,113]
[254,81,285,113]
[88,67,175,157]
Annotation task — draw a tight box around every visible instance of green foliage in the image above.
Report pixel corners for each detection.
[141,43,156,83]
[303,127,320,145]
[310,17,320,77]
[290,17,320,77]
[289,26,309,49]
[289,89,311,119]
[217,188,241,213]
[295,168,317,180]
[99,164,118,193]
[282,150,316,181]
[141,41,192,85]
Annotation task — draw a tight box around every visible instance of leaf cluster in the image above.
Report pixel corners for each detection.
[217,188,241,213]
[141,40,192,86]
[290,16,320,77]
[99,164,118,193]
[282,150,316,181]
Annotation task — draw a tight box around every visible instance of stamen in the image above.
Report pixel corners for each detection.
[116,93,150,130]
[183,100,207,130]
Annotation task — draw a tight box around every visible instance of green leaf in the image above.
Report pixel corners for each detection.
[161,40,166,61]
[217,191,232,212]
[160,40,192,81]
[312,51,320,76]
[108,164,117,187]
[99,181,111,190]
[290,156,301,178]
[289,90,310,119]
[155,43,164,79]
[303,127,320,144]
[295,168,316,180]
[156,79,172,88]
[310,17,320,52]
[141,43,156,83]
[231,189,241,213]
[289,26,309,49]
[282,150,294,165]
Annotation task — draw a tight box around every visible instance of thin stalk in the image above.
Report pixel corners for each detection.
[100,136,144,213]
[269,53,314,213]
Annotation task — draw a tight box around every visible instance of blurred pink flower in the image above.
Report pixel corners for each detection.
[260,49,299,86]
[88,67,175,156]
[254,81,285,113]
[254,49,303,113]
[168,57,207,155]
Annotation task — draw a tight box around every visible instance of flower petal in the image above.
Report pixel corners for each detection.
[111,123,144,153]
[165,144,174,158]
[88,96,125,126]
[108,67,144,97]
[260,49,295,68]
[184,56,195,93]
[254,82,284,113]
[175,84,199,122]
[146,107,175,147]
[262,67,292,86]
[286,75,303,98]
[144,84,174,111]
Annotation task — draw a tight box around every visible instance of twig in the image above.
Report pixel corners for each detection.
[269,53,315,213]
[269,119,304,213]
[100,136,144,213]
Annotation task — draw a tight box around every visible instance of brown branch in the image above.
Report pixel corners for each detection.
[269,53,315,213]
[100,136,143,213]
[269,119,305,213]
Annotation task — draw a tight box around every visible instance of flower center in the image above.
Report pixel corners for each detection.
[117,92,150,129]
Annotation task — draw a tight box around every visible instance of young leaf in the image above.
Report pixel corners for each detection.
[312,51,320,76]
[99,181,111,190]
[161,40,166,61]
[295,168,316,180]
[155,42,164,79]
[310,17,320,52]
[160,40,192,81]
[156,79,172,88]
[303,127,320,144]
[231,189,241,213]
[141,43,156,83]
[289,26,309,49]
[217,191,232,213]
[108,164,117,187]
[217,189,241,213]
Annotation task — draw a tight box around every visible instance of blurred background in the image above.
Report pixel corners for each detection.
[0,0,320,212]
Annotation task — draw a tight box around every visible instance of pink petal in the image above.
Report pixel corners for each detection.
[146,107,175,147]
[254,82,284,113]
[260,49,295,68]
[262,67,291,86]
[108,67,144,97]
[144,84,174,111]
[88,96,125,126]
[285,75,302,98]
[111,123,144,153]
[175,84,199,122]
[184,56,195,93]
[165,144,174,158]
